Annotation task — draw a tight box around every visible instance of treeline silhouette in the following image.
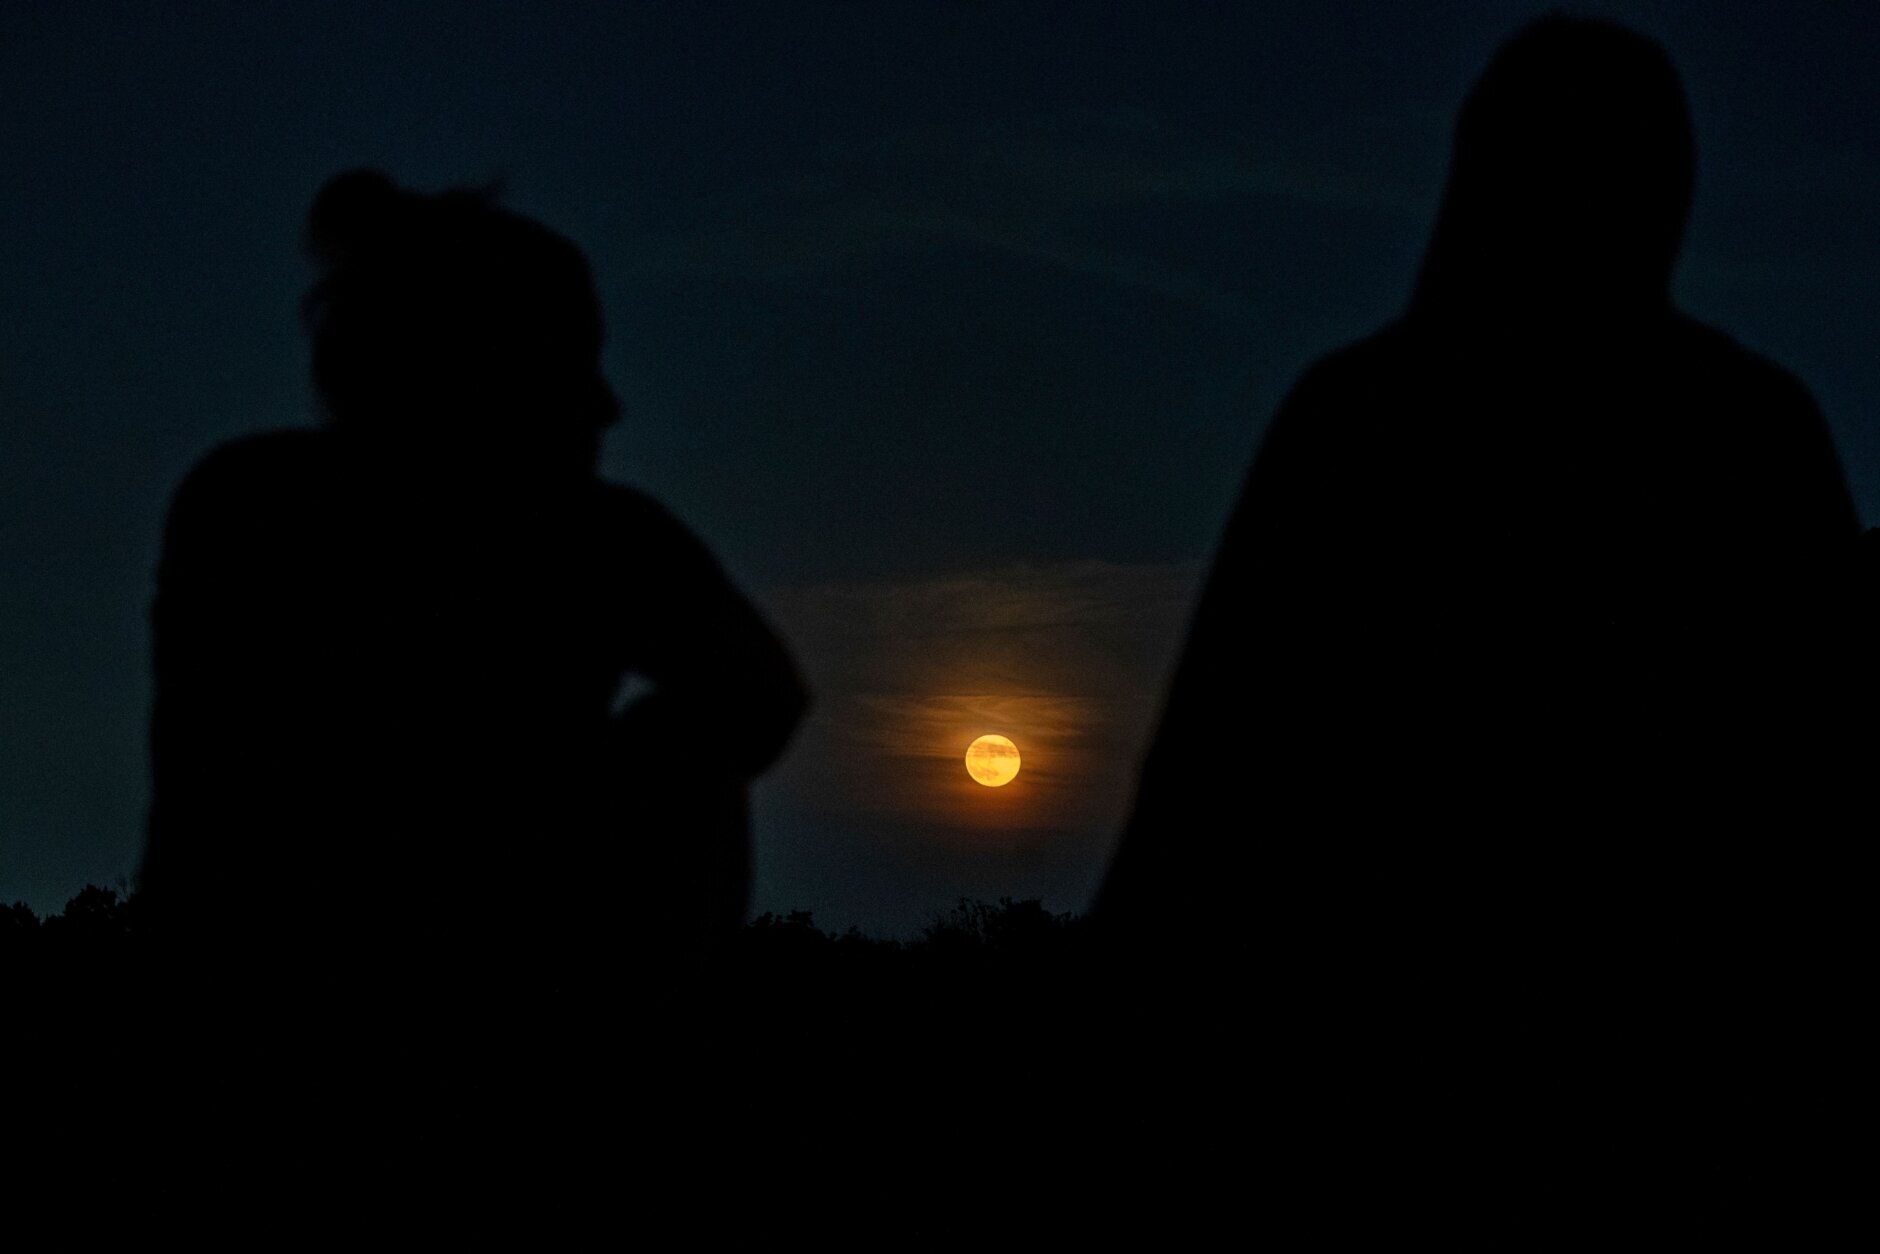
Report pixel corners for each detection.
[10,883,1110,1192]
[5,885,1086,969]
[7,886,1100,1043]
[735,898,1094,1039]
[3,883,142,970]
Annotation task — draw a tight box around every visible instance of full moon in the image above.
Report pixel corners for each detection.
[965,734,1021,787]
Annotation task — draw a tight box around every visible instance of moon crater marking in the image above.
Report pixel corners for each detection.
[966,734,1021,787]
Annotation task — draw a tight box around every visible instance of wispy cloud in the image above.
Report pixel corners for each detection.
[851,693,1100,764]
[617,105,1443,310]
[762,559,1201,833]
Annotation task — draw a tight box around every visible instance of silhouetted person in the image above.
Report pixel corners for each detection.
[1097,17,1860,1140]
[137,172,807,1158]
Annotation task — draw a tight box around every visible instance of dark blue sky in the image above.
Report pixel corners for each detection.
[4,2,1877,931]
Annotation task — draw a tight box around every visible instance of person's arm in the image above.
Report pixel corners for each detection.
[608,492,810,783]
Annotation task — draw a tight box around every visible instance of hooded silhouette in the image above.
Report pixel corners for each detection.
[139,172,808,1087]
[1097,17,1859,1126]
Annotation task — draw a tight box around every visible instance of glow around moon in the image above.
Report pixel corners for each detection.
[965,734,1021,787]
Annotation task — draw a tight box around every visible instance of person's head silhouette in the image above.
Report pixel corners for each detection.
[302,169,619,472]
[1412,15,1696,325]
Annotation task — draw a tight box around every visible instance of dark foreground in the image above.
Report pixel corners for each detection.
[8,884,1861,1209]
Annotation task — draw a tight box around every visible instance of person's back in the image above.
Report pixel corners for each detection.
[139,174,808,1156]
[1096,17,1860,1141]
[147,438,780,957]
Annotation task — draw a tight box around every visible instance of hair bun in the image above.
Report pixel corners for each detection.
[306,168,402,262]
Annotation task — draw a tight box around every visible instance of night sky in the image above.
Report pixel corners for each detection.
[4,2,1878,934]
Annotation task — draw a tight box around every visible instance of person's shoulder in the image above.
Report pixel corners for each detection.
[1262,324,1419,448]
[1301,323,1401,375]
[1670,316,1818,410]
[1287,322,1423,403]
[586,480,722,562]
[588,479,686,532]
[173,429,324,507]
[160,431,327,568]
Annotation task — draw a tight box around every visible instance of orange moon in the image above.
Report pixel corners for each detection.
[965,734,1021,787]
